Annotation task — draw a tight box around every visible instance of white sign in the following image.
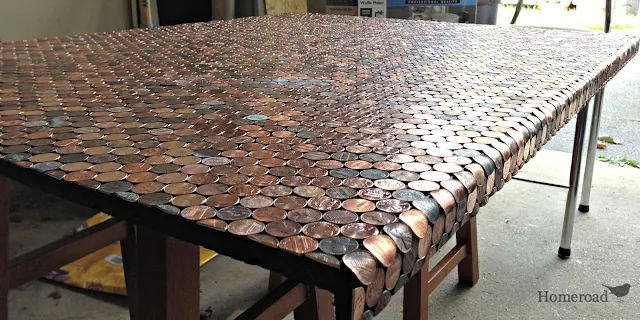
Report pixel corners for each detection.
[358,0,387,18]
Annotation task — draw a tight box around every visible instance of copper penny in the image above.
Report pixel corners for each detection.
[228,184,260,196]
[278,235,318,255]
[307,196,341,211]
[266,220,303,237]
[171,194,206,207]
[302,221,340,239]
[341,223,379,239]
[60,162,92,172]
[293,185,326,198]
[205,194,240,208]
[342,199,376,213]
[399,209,428,238]
[248,234,279,248]
[228,219,265,236]
[363,235,396,267]
[385,253,402,290]
[252,207,287,222]
[164,182,197,195]
[305,252,341,268]
[261,185,293,197]
[274,196,307,210]
[343,250,377,285]
[63,170,97,182]
[188,173,220,185]
[197,219,228,232]
[365,268,385,308]
[376,199,411,214]
[239,195,273,208]
[311,176,342,188]
[121,162,152,173]
[156,172,189,184]
[197,183,229,195]
[430,188,456,214]
[181,206,216,220]
[95,171,127,182]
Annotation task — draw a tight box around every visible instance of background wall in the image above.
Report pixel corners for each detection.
[0,0,131,41]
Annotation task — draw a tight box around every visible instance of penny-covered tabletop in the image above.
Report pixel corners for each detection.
[1,14,638,317]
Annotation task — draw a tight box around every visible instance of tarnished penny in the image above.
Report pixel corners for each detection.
[216,206,252,221]
[266,220,302,237]
[197,219,228,232]
[278,235,318,255]
[343,250,377,285]
[239,195,273,208]
[374,290,392,316]
[305,252,341,268]
[248,234,279,248]
[376,199,411,214]
[252,207,287,222]
[287,208,323,223]
[308,196,341,211]
[383,222,414,253]
[357,188,391,201]
[319,236,359,255]
[323,210,359,225]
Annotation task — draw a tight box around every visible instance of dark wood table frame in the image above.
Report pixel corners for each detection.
[0,160,479,320]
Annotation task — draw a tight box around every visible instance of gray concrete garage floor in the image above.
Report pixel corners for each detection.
[6,149,640,320]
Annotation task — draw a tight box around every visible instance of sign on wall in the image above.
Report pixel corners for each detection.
[358,0,388,18]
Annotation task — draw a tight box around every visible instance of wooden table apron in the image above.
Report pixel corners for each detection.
[0,14,639,320]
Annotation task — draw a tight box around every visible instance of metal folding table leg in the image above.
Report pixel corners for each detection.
[558,103,589,258]
[578,88,605,213]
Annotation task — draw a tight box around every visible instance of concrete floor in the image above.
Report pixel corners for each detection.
[7,148,640,320]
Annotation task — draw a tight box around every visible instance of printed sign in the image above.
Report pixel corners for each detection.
[358,0,387,18]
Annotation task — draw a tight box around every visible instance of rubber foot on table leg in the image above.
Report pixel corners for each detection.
[557,247,571,259]
[578,204,589,213]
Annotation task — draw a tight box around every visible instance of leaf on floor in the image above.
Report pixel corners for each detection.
[597,155,640,168]
[598,135,623,144]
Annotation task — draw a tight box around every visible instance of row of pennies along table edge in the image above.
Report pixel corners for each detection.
[0,14,639,319]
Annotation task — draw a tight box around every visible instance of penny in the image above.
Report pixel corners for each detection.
[341,223,379,239]
[248,234,279,248]
[363,235,396,267]
[60,162,92,172]
[385,253,402,290]
[323,210,359,225]
[373,179,405,191]
[407,180,440,192]
[164,182,197,195]
[188,173,219,185]
[266,220,303,237]
[399,209,428,238]
[239,195,273,208]
[302,221,340,239]
[77,180,101,190]
[205,194,240,207]
[287,208,323,223]
[325,186,357,199]
[293,185,325,198]
[319,236,359,255]
[181,206,216,220]
[228,219,265,236]
[430,188,456,214]
[418,225,432,259]
[228,184,260,196]
[402,238,419,274]
[311,176,342,188]
[197,183,228,195]
[252,207,287,222]
[278,235,318,255]
[433,162,463,174]
[392,274,410,295]
[357,188,391,201]
[343,250,378,285]
[197,219,228,232]
[171,194,206,207]
[343,177,373,189]
[360,211,397,225]
[274,196,307,210]
[360,169,389,180]
[419,171,451,182]
[32,161,62,172]
[392,189,426,201]
[365,268,385,308]
[261,185,292,197]
[342,199,376,213]
[305,252,341,268]
[216,206,252,221]
[431,215,445,245]
[308,196,341,211]
[98,181,133,194]
[121,162,152,173]
[383,223,414,253]
[376,199,410,214]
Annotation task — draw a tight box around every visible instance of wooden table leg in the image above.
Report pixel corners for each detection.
[293,286,335,320]
[0,175,9,320]
[456,216,479,286]
[404,263,428,320]
[136,226,200,320]
[120,223,139,320]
